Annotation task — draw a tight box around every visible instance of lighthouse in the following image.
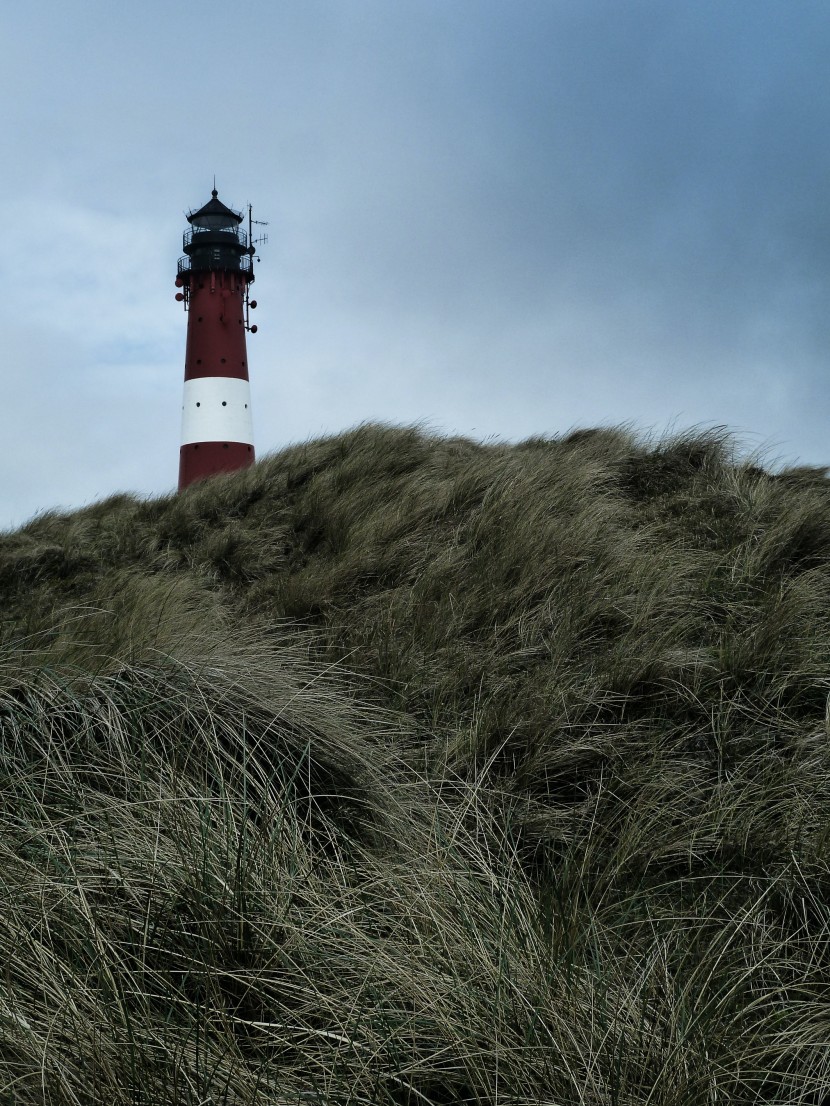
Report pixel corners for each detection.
[174,189,260,490]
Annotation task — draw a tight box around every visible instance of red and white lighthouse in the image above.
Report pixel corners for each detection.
[174,189,260,491]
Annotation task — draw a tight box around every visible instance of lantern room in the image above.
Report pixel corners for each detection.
[177,189,254,283]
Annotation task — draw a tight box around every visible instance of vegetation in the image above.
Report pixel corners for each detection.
[1,422,830,1104]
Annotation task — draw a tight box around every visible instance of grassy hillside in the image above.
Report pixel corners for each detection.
[2,423,830,1104]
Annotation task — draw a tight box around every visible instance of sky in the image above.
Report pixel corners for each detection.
[2,0,830,529]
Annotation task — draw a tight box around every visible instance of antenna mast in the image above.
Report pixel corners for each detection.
[245,203,269,333]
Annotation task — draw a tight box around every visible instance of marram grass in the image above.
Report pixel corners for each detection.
[1,423,829,1103]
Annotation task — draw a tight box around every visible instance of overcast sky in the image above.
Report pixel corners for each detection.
[2,0,830,528]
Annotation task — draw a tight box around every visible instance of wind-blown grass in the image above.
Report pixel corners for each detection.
[1,423,829,1103]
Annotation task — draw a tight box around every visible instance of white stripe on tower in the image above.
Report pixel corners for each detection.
[180,376,254,446]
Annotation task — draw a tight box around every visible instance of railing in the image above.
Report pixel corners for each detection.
[178,254,253,277]
[183,226,248,250]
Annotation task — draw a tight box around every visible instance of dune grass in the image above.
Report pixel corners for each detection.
[1,423,829,1103]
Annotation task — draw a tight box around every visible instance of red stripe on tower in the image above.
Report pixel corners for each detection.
[174,188,261,491]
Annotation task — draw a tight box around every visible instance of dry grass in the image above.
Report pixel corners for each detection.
[0,423,829,1103]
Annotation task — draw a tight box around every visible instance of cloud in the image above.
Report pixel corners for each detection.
[2,0,830,527]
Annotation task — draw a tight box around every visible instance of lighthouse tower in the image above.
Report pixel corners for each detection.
[175,189,259,491]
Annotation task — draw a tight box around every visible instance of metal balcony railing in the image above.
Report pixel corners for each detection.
[178,254,254,277]
[183,226,249,250]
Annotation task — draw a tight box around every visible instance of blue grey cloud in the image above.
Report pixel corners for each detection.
[2,0,830,528]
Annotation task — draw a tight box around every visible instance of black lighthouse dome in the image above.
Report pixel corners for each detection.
[188,188,243,230]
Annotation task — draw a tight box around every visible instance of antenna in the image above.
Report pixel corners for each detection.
[245,202,269,333]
